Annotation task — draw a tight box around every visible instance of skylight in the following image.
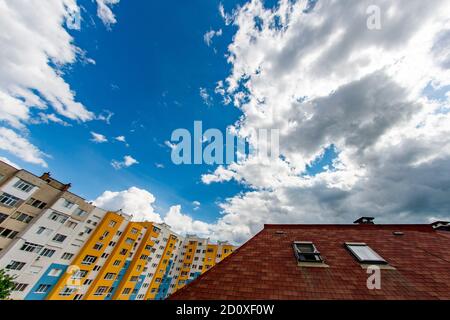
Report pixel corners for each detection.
[345,243,387,264]
[293,241,323,263]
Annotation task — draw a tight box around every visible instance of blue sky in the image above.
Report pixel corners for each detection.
[0,0,266,222]
[1,0,449,243]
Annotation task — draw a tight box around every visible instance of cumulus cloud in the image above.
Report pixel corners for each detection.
[193,0,450,243]
[111,155,139,170]
[0,0,120,165]
[0,1,94,128]
[90,131,108,143]
[0,128,48,167]
[93,187,162,222]
[95,0,120,27]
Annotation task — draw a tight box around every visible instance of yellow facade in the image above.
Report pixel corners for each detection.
[112,222,158,300]
[84,221,144,300]
[144,234,178,300]
[202,244,218,273]
[46,211,124,300]
[174,239,198,291]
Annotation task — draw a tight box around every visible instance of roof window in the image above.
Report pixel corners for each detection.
[293,241,323,263]
[345,243,387,264]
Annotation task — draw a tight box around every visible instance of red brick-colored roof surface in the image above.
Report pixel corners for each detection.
[170,224,450,300]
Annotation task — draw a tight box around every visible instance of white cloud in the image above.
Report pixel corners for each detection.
[0,0,94,129]
[199,87,213,106]
[93,187,162,222]
[0,127,48,167]
[92,186,246,244]
[95,0,120,27]
[192,201,201,211]
[96,110,114,124]
[193,0,450,243]
[111,155,139,169]
[115,135,126,143]
[201,165,237,184]
[90,131,108,143]
[115,135,129,147]
[203,29,223,46]
[163,205,212,237]
[0,1,122,165]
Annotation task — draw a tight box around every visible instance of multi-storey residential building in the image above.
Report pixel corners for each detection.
[165,235,236,297]
[0,160,237,300]
[0,162,72,252]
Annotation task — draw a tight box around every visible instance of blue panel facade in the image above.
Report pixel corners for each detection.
[129,274,146,300]
[106,260,131,300]
[25,263,68,300]
[155,259,174,300]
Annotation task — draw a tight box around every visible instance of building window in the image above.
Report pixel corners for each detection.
[74,208,87,217]
[36,226,53,236]
[104,273,116,280]
[93,286,109,296]
[40,248,56,258]
[62,199,75,209]
[59,286,77,296]
[81,255,98,265]
[130,276,138,282]
[61,252,74,260]
[65,221,78,229]
[293,241,323,263]
[125,237,134,245]
[0,193,20,207]
[0,213,8,223]
[93,265,101,272]
[93,242,103,251]
[20,241,43,253]
[12,283,29,292]
[13,179,35,193]
[35,284,51,294]
[27,198,47,209]
[72,270,88,279]
[131,228,138,234]
[122,288,131,295]
[0,227,19,239]
[6,260,26,271]
[83,279,93,286]
[49,212,68,223]
[119,249,128,256]
[10,211,33,223]
[345,243,387,264]
[73,294,84,300]
[48,268,63,277]
[52,234,67,243]
[113,259,121,266]
[108,220,117,227]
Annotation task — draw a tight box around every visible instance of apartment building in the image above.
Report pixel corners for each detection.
[171,219,450,300]
[163,235,236,297]
[0,160,237,300]
[0,162,72,252]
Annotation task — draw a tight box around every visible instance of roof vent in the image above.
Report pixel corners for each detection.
[353,217,375,225]
[431,221,450,231]
[275,230,286,235]
[393,231,404,236]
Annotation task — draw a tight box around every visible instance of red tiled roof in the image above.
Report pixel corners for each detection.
[170,224,450,300]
